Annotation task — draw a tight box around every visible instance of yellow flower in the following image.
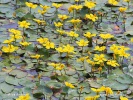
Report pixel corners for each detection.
[94,46,106,51]
[107,60,119,67]
[76,39,89,46]
[54,22,63,28]
[105,87,113,96]
[40,5,50,10]
[58,14,69,21]
[118,50,130,58]
[67,31,79,38]
[48,63,59,68]
[38,9,47,15]
[56,44,75,54]
[108,0,118,5]
[10,34,22,40]
[68,5,83,11]
[55,63,65,70]
[120,96,128,100]
[84,32,96,38]
[91,88,103,94]
[86,59,95,66]
[20,41,31,46]
[74,5,83,10]
[25,2,37,9]
[119,46,130,51]
[56,47,64,53]
[48,63,65,70]
[56,30,65,35]
[43,41,55,49]
[119,7,127,13]
[93,54,107,64]
[68,5,75,12]
[18,21,30,28]
[99,33,114,39]
[85,95,100,100]
[77,56,89,62]
[91,86,106,95]
[65,82,75,88]
[2,45,18,53]
[110,44,119,52]
[31,54,43,59]
[68,19,81,24]
[9,29,21,35]
[52,3,63,9]
[63,44,75,53]
[85,14,98,22]
[3,38,14,44]
[84,1,96,9]
[33,19,45,25]
[100,86,106,91]
[16,93,30,100]
[37,38,49,44]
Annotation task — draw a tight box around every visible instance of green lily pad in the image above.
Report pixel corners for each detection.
[0,0,11,3]
[57,75,69,82]
[46,81,62,89]
[43,86,53,96]
[116,74,133,84]
[110,81,129,91]
[89,81,102,88]
[9,70,27,79]
[0,76,5,83]
[5,76,19,85]
[66,68,76,75]
[1,83,14,93]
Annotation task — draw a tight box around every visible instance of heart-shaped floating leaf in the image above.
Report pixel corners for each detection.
[110,81,129,90]
[5,76,19,85]
[43,86,53,96]
[21,86,31,93]
[0,82,14,93]
[9,70,27,78]
[116,74,133,84]
[66,68,76,75]
[89,80,102,88]
[19,79,35,88]
[33,90,44,98]
[62,86,69,94]
[0,0,11,4]
[0,76,5,83]
[57,75,69,82]
[46,81,62,89]
[68,88,78,96]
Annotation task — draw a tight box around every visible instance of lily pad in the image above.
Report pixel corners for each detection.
[9,70,27,78]
[116,74,133,84]
[5,76,19,85]
[110,81,129,90]
[1,83,14,93]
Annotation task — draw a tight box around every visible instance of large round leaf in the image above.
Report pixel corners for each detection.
[5,76,19,85]
[44,86,53,96]
[46,81,62,89]
[110,81,129,90]
[116,74,133,84]
[1,83,14,93]
[9,70,27,78]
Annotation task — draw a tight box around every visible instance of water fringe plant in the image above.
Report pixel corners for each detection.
[0,0,132,100]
